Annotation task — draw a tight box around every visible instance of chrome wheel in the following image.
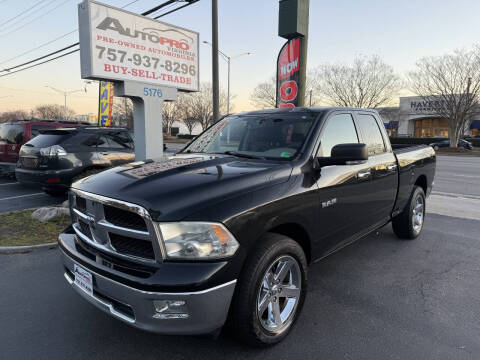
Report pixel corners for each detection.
[412,194,424,233]
[256,255,301,334]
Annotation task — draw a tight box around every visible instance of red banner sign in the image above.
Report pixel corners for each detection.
[276,38,302,108]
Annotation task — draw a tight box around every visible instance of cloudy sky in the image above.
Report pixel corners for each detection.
[1,0,480,116]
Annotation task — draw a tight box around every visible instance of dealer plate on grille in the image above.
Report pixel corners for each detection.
[74,264,93,296]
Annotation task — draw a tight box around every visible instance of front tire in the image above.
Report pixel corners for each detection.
[229,233,307,346]
[392,185,426,239]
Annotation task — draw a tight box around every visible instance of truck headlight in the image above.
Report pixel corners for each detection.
[157,222,239,260]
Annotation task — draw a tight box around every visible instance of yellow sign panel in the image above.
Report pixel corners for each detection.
[98,81,114,127]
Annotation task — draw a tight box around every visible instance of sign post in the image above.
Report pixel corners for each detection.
[277,0,309,108]
[113,81,177,160]
[78,0,199,160]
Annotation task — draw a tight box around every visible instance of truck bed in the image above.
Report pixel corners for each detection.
[391,144,436,217]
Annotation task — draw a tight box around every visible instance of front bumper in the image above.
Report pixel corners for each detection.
[15,167,75,189]
[59,233,237,335]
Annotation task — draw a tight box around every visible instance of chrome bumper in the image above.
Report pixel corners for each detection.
[60,249,236,335]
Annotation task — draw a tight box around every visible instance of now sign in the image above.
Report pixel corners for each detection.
[276,37,302,108]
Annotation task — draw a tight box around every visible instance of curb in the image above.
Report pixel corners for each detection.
[0,242,58,255]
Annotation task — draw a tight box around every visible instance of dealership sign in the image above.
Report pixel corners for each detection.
[78,0,199,92]
[276,38,302,108]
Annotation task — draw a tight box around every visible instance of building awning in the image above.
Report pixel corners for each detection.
[470,121,480,130]
[383,122,398,129]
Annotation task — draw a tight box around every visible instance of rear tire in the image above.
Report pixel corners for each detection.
[392,185,426,240]
[229,233,307,347]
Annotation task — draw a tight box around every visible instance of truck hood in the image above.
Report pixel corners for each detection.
[72,154,293,221]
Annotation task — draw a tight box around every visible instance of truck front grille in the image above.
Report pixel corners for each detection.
[104,204,148,231]
[70,189,160,263]
[109,233,155,260]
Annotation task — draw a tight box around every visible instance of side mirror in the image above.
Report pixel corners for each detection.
[314,143,368,168]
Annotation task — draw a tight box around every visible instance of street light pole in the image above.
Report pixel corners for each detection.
[212,0,220,122]
[203,41,252,114]
[45,85,88,119]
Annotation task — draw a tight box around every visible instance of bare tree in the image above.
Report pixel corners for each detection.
[408,48,480,147]
[162,102,177,134]
[0,110,29,122]
[250,72,320,109]
[250,76,277,109]
[112,97,133,128]
[183,118,197,135]
[180,83,228,131]
[35,104,75,120]
[314,55,401,108]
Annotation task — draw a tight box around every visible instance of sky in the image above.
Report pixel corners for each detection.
[1,0,480,116]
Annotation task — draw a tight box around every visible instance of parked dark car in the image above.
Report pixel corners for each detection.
[58,107,435,346]
[16,127,134,196]
[0,120,77,176]
[429,138,473,150]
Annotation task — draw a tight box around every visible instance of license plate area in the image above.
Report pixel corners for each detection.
[74,264,93,296]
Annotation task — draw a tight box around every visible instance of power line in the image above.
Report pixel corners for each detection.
[0,49,79,78]
[0,0,200,78]
[0,0,57,31]
[0,30,76,65]
[0,0,49,29]
[0,0,73,38]
[0,0,140,66]
[1,43,78,72]
[153,0,200,19]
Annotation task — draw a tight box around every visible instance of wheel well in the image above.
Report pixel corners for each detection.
[415,175,427,194]
[268,223,312,264]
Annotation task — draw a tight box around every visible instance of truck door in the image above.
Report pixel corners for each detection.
[353,112,398,227]
[315,112,373,253]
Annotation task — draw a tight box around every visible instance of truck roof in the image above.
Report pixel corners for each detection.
[236,107,380,116]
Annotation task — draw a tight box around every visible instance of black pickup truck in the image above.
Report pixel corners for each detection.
[58,107,435,346]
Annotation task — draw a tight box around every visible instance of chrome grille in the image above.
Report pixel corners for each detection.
[70,189,162,263]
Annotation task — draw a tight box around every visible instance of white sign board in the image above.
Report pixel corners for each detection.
[78,0,199,92]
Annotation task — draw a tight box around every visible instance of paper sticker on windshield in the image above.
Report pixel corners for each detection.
[281,152,292,158]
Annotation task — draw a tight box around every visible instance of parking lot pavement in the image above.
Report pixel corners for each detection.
[0,177,64,213]
[428,155,480,220]
[1,213,479,360]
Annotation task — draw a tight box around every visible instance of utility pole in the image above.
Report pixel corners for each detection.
[277,0,310,108]
[45,85,86,119]
[297,0,309,107]
[211,0,220,122]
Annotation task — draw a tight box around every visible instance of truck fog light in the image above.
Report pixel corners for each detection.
[153,300,189,319]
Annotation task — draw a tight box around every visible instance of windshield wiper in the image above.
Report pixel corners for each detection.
[222,151,265,160]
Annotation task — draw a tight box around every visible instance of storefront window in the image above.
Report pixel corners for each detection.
[414,118,448,138]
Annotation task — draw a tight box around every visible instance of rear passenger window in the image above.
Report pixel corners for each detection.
[356,114,386,156]
[317,113,359,157]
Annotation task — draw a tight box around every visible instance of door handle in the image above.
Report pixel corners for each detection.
[387,164,397,171]
[356,171,371,180]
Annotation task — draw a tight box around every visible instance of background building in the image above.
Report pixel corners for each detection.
[379,95,480,137]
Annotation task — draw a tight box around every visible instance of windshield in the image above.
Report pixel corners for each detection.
[0,124,24,144]
[182,113,317,159]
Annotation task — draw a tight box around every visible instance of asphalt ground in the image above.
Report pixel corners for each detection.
[0,154,479,359]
